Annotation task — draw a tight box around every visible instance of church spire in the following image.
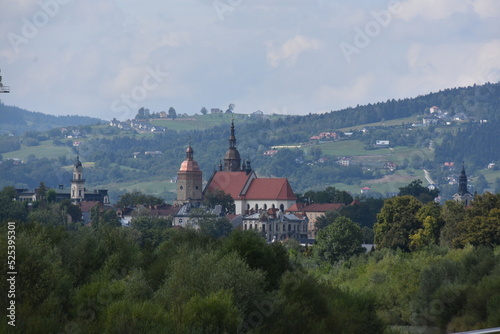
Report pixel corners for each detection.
[457,163,469,196]
[223,119,241,171]
[186,141,194,161]
[229,118,236,148]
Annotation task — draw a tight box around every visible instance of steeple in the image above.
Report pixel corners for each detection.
[229,119,236,148]
[223,119,241,171]
[457,163,469,196]
[453,163,473,205]
[71,156,85,202]
[186,142,194,161]
[175,142,203,205]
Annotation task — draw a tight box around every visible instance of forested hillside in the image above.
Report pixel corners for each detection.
[1,82,500,201]
[0,101,102,135]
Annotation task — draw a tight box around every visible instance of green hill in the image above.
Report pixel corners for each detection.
[1,82,500,201]
[0,101,103,135]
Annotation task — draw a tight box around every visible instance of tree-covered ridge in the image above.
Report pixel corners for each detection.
[1,81,500,199]
[1,183,500,333]
[435,121,500,167]
[0,101,102,135]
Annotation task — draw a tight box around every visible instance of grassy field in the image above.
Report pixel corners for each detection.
[482,169,500,185]
[323,169,426,195]
[337,115,421,132]
[95,179,178,202]
[150,113,249,131]
[313,140,434,164]
[3,140,74,161]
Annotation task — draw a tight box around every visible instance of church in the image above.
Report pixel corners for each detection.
[205,120,297,215]
[173,120,297,215]
[15,156,110,205]
[172,120,305,239]
[453,164,474,205]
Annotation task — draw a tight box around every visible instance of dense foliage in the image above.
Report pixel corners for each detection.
[1,182,500,333]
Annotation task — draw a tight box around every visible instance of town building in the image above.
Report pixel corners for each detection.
[287,202,344,240]
[242,209,308,242]
[15,156,109,205]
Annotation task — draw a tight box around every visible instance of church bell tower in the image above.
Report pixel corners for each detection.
[175,143,203,205]
[71,156,85,202]
[223,120,242,171]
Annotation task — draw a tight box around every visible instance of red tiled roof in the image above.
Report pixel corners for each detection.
[79,201,100,213]
[244,178,296,200]
[206,171,253,198]
[302,203,344,212]
[286,202,307,212]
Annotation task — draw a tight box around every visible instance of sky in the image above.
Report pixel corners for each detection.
[1,0,500,121]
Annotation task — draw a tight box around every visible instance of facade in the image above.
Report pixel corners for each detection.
[242,209,308,242]
[453,165,474,205]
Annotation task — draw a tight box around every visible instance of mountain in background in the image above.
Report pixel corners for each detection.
[0,101,103,135]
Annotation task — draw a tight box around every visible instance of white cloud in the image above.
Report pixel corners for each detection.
[0,0,499,119]
[398,0,469,20]
[266,35,321,67]
[470,0,500,18]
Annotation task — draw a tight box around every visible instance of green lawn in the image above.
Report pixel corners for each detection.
[3,140,73,161]
[338,115,421,132]
[151,113,244,131]
[314,140,434,163]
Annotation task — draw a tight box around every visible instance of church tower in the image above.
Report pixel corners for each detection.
[223,120,242,171]
[175,143,203,205]
[71,156,85,202]
[453,164,473,205]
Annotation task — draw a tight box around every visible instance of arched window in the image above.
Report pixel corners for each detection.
[272,204,276,209]
[263,204,267,210]
[249,224,253,230]
[280,204,284,212]
[247,204,250,210]
[255,204,259,211]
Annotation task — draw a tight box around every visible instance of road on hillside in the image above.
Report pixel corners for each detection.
[423,169,435,185]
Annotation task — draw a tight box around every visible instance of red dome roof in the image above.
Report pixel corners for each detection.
[179,159,200,172]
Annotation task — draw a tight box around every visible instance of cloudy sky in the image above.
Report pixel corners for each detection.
[1,0,500,120]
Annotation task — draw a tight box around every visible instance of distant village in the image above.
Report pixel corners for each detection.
[13,108,481,245]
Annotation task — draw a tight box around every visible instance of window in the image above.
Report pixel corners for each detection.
[262,224,266,232]
[180,186,183,190]
[195,186,199,190]
[244,224,247,230]
[249,224,253,230]
[255,204,259,211]
[263,204,267,210]
[179,219,183,223]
